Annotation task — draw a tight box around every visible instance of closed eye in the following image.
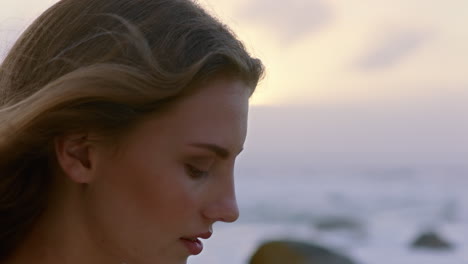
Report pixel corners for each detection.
[185,164,209,179]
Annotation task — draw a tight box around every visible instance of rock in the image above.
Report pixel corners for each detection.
[411,231,454,250]
[314,216,363,231]
[313,216,367,247]
[249,240,358,264]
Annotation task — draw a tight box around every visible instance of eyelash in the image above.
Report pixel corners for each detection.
[185,164,209,179]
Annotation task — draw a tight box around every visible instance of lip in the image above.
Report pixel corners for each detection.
[195,232,212,239]
[180,231,212,255]
[180,237,203,255]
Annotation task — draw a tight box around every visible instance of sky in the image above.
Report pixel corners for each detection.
[199,0,468,106]
[1,0,466,167]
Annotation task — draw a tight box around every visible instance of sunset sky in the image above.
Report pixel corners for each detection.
[1,0,467,166]
[2,0,467,105]
[200,0,468,106]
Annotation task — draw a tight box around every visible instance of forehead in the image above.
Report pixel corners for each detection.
[122,77,250,154]
[168,77,249,132]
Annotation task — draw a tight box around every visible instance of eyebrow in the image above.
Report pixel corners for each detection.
[188,143,243,159]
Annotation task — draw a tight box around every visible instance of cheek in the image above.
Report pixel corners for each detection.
[82,157,201,259]
[89,153,197,230]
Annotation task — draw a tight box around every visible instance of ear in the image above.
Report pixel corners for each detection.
[54,133,96,183]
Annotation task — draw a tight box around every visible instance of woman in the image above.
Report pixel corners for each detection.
[0,0,264,263]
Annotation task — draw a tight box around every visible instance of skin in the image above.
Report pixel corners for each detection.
[8,76,250,264]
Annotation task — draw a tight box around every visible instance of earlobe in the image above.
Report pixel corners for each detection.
[54,134,95,183]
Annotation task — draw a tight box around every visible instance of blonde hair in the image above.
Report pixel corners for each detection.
[0,0,264,258]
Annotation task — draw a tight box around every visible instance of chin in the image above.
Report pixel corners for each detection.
[171,258,188,264]
[165,255,189,264]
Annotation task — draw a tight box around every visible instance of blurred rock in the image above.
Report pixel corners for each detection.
[312,215,367,247]
[314,216,363,231]
[249,240,357,264]
[411,231,454,250]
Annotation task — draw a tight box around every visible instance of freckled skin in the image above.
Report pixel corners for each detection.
[82,76,250,263]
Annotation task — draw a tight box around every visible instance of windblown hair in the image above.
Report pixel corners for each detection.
[0,0,264,259]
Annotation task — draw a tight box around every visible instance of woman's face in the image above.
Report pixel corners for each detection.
[84,76,250,263]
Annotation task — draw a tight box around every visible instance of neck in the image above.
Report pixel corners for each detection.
[5,182,118,264]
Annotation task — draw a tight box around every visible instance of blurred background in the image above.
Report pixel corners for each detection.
[1,0,467,263]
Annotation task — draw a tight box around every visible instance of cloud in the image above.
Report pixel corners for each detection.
[355,29,434,70]
[236,0,332,44]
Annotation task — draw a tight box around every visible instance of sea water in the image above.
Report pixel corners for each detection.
[189,164,468,264]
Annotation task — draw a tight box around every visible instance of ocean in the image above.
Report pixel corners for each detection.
[189,164,468,264]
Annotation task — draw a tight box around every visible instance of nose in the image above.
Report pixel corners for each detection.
[202,179,240,223]
[205,197,239,223]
